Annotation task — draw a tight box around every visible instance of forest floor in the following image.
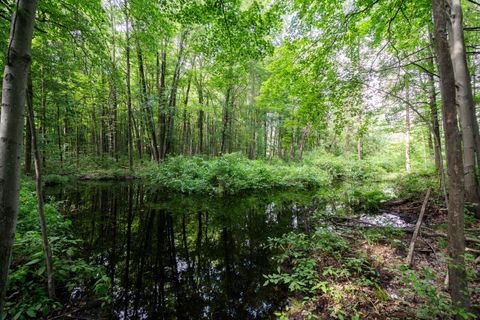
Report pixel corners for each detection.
[277,194,480,320]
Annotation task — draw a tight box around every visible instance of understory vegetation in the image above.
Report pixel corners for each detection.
[143,151,392,195]
[2,183,110,320]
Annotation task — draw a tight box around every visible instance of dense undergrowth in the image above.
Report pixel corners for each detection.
[142,151,393,195]
[2,182,110,320]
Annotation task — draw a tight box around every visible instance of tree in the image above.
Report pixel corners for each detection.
[26,70,55,299]
[431,0,471,313]
[0,0,38,314]
[449,0,480,204]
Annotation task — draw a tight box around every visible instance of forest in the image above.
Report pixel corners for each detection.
[0,0,480,319]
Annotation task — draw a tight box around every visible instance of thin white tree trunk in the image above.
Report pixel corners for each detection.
[405,103,411,173]
[0,0,38,314]
[26,72,55,299]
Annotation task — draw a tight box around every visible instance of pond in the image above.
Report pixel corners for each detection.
[49,181,324,319]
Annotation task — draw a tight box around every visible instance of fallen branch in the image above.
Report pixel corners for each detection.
[406,189,431,266]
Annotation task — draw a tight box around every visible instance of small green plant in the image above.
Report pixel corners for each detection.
[399,265,475,319]
[2,185,111,320]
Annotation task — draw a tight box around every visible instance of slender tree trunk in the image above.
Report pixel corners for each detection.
[431,0,471,313]
[40,66,46,167]
[136,37,159,162]
[182,76,192,154]
[108,0,118,161]
[449,0,480,203]
[25,114,32,174]
[0,0,38,314]
[166,32,187,156]
[57,104,63,168]
[195,71,205,154]
[221,86,232,154]
[298,126,309,161]
[26,71,55,299]
[357,137,363,160]
[157,49,167,159]
[405,101,412,173]
[124,1,133,170]
[428,58,442,171]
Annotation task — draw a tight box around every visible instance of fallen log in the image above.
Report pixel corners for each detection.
[406,189,431,267]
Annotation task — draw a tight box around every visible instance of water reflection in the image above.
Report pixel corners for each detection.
[51,182,320,319]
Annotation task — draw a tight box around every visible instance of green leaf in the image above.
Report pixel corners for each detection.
[25,258,41,266]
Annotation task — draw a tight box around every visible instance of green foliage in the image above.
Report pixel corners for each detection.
[2,186,111,320]
[265,227,379,308]
[145,153,331,195]
[345,188,390,213]
[43,174,71,186]
[145,152,386,196]
[399,266,476,320]
[395,169,440,200]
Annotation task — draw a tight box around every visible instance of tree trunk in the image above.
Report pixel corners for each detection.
[40,66,46,167]
[195,71,205,154]
[428,57,442,171]
[136,36,159,162]
[449,0,480,204]
[357,136,363,160]
[298,126,309,161]
[182,76,192,154]
[221,85,233,155]
[405,101,411,173]
[26,71,55,299]
[25,113,32,174]
[431,0,471,313]
[0,0,38,314]
[108,0,118,161]
[165,32,187,156]
[157,49,167,159]
[124,1,133,170]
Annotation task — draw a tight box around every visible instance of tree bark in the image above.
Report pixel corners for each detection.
[165,32,187,156]
[0,0,38,314]
[431,0,471,313]
[136,38,160,162]
[26,71,55,299]
[405,83,412,173]
[124,1,133,170]
[182,76,192,154]
[157,48,167,159]
[24,113,32,174]
[221,86,232,154]
[428,57,442,171]
[298,126,309,161]
[449,0,480,203]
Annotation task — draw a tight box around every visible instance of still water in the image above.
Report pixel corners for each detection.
[50,181,321,319]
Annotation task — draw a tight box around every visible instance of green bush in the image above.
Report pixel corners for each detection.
[146,154,331,195]
[145,152,383,196]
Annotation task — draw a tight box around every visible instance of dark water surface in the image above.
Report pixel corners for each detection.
[49,181,321,319]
